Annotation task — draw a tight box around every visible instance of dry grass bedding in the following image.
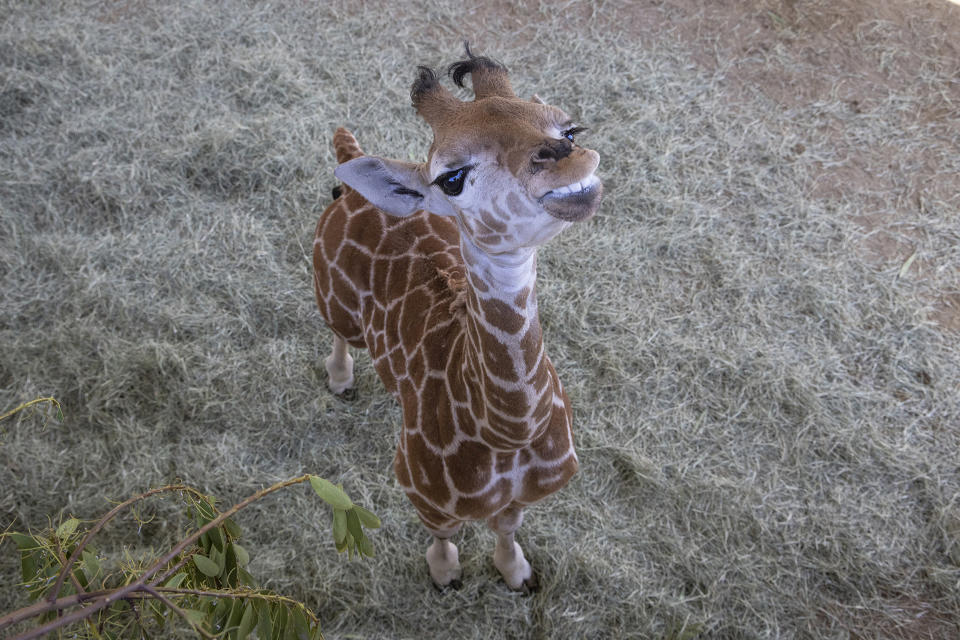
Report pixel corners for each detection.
[2,1,959,638]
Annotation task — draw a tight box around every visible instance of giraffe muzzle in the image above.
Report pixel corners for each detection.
[538,174,603,222]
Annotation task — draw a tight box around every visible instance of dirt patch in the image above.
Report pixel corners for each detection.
[608,0,960,332]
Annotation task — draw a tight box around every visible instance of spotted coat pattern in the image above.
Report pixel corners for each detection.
[313,130,578,535]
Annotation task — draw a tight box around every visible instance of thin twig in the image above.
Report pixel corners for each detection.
[48,484,209,606]
[9,475,314,640]
[52,542,88,601]
[153,553,193,587]
[0,589,111,631]
[142,585,216,640]
[0,397,61,423]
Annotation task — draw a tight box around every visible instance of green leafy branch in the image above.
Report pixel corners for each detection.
[1,475,380,639]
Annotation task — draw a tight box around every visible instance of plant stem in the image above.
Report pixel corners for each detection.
[48,484,208,607]
[8,475,314,640]
[53,539,88,598]
[143,585,216,640]
[0,589,111,631]
[0,397,60,423]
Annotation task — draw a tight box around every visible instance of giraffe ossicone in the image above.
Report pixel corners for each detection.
[313,47,602,591]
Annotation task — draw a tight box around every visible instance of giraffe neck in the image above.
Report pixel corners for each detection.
[457,232,556,451]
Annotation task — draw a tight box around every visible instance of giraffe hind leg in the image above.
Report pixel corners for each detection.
[325,334,356,399]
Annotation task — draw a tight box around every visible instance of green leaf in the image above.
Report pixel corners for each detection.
[20,551,37,583]
[210,525,226,552]
[284,610,298,640]
[56,517,80,539]
[345,510,364,547]
[231,543,250,567]
[291,607,310,640]
[203,595,218,615]
[332,510,347,545]
[181,608,207,627]
[226,598,245,636]
[193,553,220,577]
[150,598,166,626]
[224,545,239,588]
[359,534,374,558]
[164,572,188,589]
[212,597,231,628]
[353,505,381,529]
[210,546,226,574]
[256,601,272,640]
[71,564,89,590]
[271,604,288,640]
[10,532,37,550]
[309,477,353,510]
[238,567,256,587]
[197,497,217,522]
[237,601,257,640]
[224,518,243,539]
[81,550,101,583]
[335,532,351,554]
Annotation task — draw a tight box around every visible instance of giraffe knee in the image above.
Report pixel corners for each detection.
[487,505,524,535]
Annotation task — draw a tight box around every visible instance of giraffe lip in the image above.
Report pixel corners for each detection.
[538,175,603,221]
[538,174,601,201]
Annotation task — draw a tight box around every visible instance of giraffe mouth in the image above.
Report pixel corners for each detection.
[538,174,603,222]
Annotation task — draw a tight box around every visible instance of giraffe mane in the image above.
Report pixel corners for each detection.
[436,265,469,316]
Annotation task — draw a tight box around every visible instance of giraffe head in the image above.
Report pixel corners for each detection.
[335,48,603,254]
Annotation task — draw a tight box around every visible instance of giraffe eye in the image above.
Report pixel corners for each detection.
[562,126,587,142]
[434,167,470,196]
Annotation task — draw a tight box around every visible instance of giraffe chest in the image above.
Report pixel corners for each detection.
[392,379,578,521]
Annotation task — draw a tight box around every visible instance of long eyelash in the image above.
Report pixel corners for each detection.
[433,166,472,186]
[432,170,457,186]
[564,126,589,137]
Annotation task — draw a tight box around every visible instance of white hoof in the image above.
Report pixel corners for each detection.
[426,538,462,589]
[324,352,354,395]
[494,540,536,592]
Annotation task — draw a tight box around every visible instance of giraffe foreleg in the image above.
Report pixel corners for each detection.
[426,535,462,590]
[420,517,463,590]
[487,506,538,593]
[324,334,355,397]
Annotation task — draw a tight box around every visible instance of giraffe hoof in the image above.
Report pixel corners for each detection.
[326,383,358,401]
[431,577,462,592]
[517,571,539,596]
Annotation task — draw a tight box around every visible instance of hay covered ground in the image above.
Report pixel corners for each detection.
[2,0,959,638]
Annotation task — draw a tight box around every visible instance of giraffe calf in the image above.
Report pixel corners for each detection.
[313,47,602,592]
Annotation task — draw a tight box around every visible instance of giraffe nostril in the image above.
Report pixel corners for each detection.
[533,139,574,164]
[535,148,554,162]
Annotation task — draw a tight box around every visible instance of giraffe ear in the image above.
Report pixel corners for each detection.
[334,156,454,217]
[530,94,546,105]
